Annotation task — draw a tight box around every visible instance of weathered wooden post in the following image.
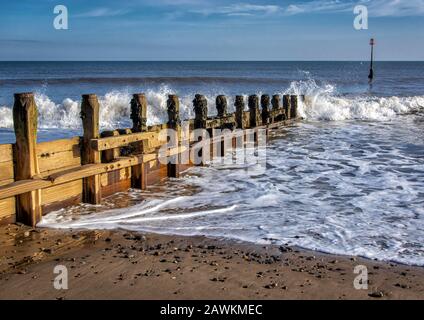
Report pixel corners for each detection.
[130,94,148,188]
[234,95,245,129]
[193,94,208,129]
[290,95,298,119]
[261,94,271,125]
[283,94,291,119]
[271,95,280,111]
[248,95,261,127]
[81,94,102,204]
[192,94,208,164]
[167,95,181,178]
[131,93,148,132]
[215,95,227,157]
[216,95,227,118]
[13,93,42,227]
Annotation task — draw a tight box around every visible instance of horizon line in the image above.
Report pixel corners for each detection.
[1,60,423,63]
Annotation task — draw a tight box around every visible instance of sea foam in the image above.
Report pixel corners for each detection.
[1,81,423,129]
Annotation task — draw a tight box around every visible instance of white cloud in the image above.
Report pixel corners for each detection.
[283,0,424,17]
[365,0,424,17]
[75,8,130,18]
[193,3,282,16]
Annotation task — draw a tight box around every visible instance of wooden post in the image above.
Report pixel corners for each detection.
[130,94,148,189]
[216,95,227,118]
[248,95,260,127]
[215,95,228,156]
[283,94,291,119]
[290,95,298,119]
[193,94,208,130]
[167,95,181,178]
[13,93,42,227]
[261,94,270,125]
[234,95,245,129]
[271,95,280,111]
[101,130,120,162]
[131,93,147,132]
[80,94,102,204]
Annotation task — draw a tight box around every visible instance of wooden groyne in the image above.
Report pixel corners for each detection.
[0,92,304,227]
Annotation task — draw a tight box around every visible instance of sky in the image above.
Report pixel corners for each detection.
[0,0,423,61]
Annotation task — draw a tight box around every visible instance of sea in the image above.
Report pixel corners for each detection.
[1,61,423,266]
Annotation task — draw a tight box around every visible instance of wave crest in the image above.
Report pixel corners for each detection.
[1,81,423,129]
[284,79,424,121]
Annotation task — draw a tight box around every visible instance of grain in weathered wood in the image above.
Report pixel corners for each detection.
[0,144,14,163]
[41,180,82,206]
[91,131,157,151]
[38,150,81,175]
[81,94,102,204]
[0,161,14,181]
[0,198,15,219]
[101,130,121,162]
[13,92,42,227]
[101,167,131,197]
[36,137,80,155]
[0,150,165,200]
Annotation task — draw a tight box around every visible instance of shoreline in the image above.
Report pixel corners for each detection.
[1,224,423,300]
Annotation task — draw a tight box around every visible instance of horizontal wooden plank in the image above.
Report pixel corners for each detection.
[0,178,14,187]
[91,131,159,151]
[0,145,194,200]
[0,161,14,182]
[41,180,83,206]
[36,137,80,155]
[0,144,14,163]
[39,164,82,179]
[42,194,82,215]
[0,213,16,226]
[0,179,49,200]
[146,164,168,186]
[0,197,15,218]
[100,168,131,187]
[38,150,81,174]
[0,153,154,200]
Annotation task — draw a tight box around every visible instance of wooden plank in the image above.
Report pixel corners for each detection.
[0,214,16,226]
[146,160,168,186]
[0,179,49,200]
[36,137,80,155]
[0,161,14,181]
[91,131,158,151]
[42,194,82,215]
[0,146,185,200]
[0,144,14,163]
[0,197,16,218]
[101,168,131,198]
[39,164,82,179]
[38,150,81,174]
[0,178,14,187]
[41,180,83,206]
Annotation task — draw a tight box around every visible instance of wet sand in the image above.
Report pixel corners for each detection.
[0,223,423,300]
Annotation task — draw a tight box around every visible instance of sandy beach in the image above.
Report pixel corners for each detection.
[0,223,423,300]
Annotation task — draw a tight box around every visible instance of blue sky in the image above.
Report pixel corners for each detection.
[0,0,423,60]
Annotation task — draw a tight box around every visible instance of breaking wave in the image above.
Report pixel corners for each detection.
[284,79,424,121]
[1,81,423,129]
